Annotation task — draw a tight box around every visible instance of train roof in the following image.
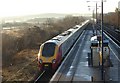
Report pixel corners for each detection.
[43,20,89,46]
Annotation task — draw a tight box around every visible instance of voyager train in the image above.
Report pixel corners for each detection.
[38,20,89,71]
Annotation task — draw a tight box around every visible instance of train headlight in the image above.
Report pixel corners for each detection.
[52,59,56,64]
[39,59,42,64]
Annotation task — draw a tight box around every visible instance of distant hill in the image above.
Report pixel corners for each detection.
[0,13,69,23]
[0,13,89,23]
[32,13,67,18]
[26,18,57,23]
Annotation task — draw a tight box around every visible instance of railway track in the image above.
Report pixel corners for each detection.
[34,23,90,82]
[103,26,120,46]
[34,70,46,82]
[50,30,87,82]
[34,23,120,82]
[33,31,85,83]
[50,24,120,82]
[34,70,53,83]
[97,24,120,46]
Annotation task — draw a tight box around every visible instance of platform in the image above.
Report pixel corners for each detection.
[50,28,120,82]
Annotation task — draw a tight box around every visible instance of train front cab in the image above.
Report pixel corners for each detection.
[38,42,62,71]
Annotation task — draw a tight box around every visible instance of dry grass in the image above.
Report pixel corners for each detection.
[2,49,38,81]
[2,16,86,81]
[2,26,59,81]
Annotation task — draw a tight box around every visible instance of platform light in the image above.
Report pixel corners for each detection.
[86,0,101,35]
[101,0,107,81]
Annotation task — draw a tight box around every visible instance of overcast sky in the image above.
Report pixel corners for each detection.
[0,0,119,17]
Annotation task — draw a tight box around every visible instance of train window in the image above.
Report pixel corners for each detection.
[42,43,56,57]
[73,26,78,29]
[60,31,71,36]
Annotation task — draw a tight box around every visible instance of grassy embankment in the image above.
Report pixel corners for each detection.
[2,16,86,81]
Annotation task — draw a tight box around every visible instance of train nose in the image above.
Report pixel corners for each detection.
[52,59,56,64]
[43,63,52,70]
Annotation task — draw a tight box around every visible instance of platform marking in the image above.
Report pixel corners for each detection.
[66,71,72,76]
[66,30,86,77]
[75,74,91,81]
[79,62,88,66]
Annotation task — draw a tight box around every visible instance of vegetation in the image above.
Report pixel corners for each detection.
[102,8,120,30]
[2,15,86,67]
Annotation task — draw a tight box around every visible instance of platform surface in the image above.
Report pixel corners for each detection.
[51,29,120,82]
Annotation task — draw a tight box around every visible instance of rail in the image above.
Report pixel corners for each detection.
[34,70,46,83]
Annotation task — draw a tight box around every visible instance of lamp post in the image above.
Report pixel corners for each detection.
[118,1,120,30]
[96,2,98,35]
[118,10,119,30]
[88,6,95,35]
[101,0,104,81]
[93,9,95,35]
[87,1,100,35]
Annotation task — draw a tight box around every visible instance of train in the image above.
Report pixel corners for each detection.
[38,20,89,71]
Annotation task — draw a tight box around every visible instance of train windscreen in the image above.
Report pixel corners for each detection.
[42,43,56,57]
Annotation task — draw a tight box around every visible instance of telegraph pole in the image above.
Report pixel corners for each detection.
[93,9,95,35]
[101,0,104,81]
[96,2,98,35]
[118,1,120,30]
[87,1,100,35]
